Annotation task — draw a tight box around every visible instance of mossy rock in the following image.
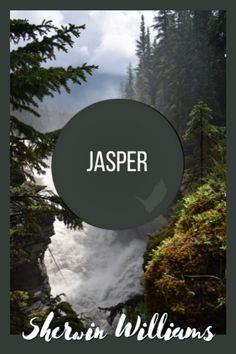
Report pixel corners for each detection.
[143,218,177,270]
[144,181,226,333]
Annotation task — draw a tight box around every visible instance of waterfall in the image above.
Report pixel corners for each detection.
[45,220,147,330]
[35,163,166,331]
[30,83,167,331]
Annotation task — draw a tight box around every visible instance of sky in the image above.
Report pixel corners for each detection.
[10,10,155,76]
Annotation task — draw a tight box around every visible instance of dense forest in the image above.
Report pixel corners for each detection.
[122,11,225,130]
[10,11,226,335]
[121,10,226,333]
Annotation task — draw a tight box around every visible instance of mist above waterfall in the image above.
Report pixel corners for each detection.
[16,72,123,133]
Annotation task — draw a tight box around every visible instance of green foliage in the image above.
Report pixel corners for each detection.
[183,101,226,187]
[123,298,147,325]
[123,11,226,134]
[10,291,30,334]
[99,295,145,326]
[10,19,97,175]
[10,19,97,116]
[10,292,86,335]
[121,15,153,104]
[10,116,60,177]
[10,180,83,229]
[135,15,153,104]
[10,18,95,236]
[27,296,87,335]
[153,10,175,40]
[121,63,136,100]
[143,219,177,270]
[136,15,147,58]
[10,179,82,268]
[144,178,226,333]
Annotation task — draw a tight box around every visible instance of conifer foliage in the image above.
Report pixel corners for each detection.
[122,11,226,135]
[10,19,98,231]
[122,11,226,190]
[183,102,226,186]
[10,19,98,303]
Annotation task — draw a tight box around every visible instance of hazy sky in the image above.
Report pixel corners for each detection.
[10,10,155,76]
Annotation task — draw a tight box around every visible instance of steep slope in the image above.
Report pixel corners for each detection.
[144,180,226,333]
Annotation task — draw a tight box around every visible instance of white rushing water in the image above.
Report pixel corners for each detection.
[22,67,167,331]
[36,163,165,331]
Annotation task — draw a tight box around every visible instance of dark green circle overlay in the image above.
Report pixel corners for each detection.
[52,99,184,230]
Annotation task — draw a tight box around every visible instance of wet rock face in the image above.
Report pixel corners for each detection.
[10,166,25,187]
[10,167,57,334]
[10,189,55,311]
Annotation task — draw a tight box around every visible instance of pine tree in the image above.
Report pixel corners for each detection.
[10,19,97,178]
[10,19,98,235]
[153,10,173,41]
[192,11,211,104]
[135,16,152,104]
[152,11,177,115]
[123,10,226,186]
[144,27,155,106]
[208,10,226,121]
[161,10,194,133]
[136,15,146,59]
[124,63,136,99]
[183,101,225,186]
[119,81,126,98]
